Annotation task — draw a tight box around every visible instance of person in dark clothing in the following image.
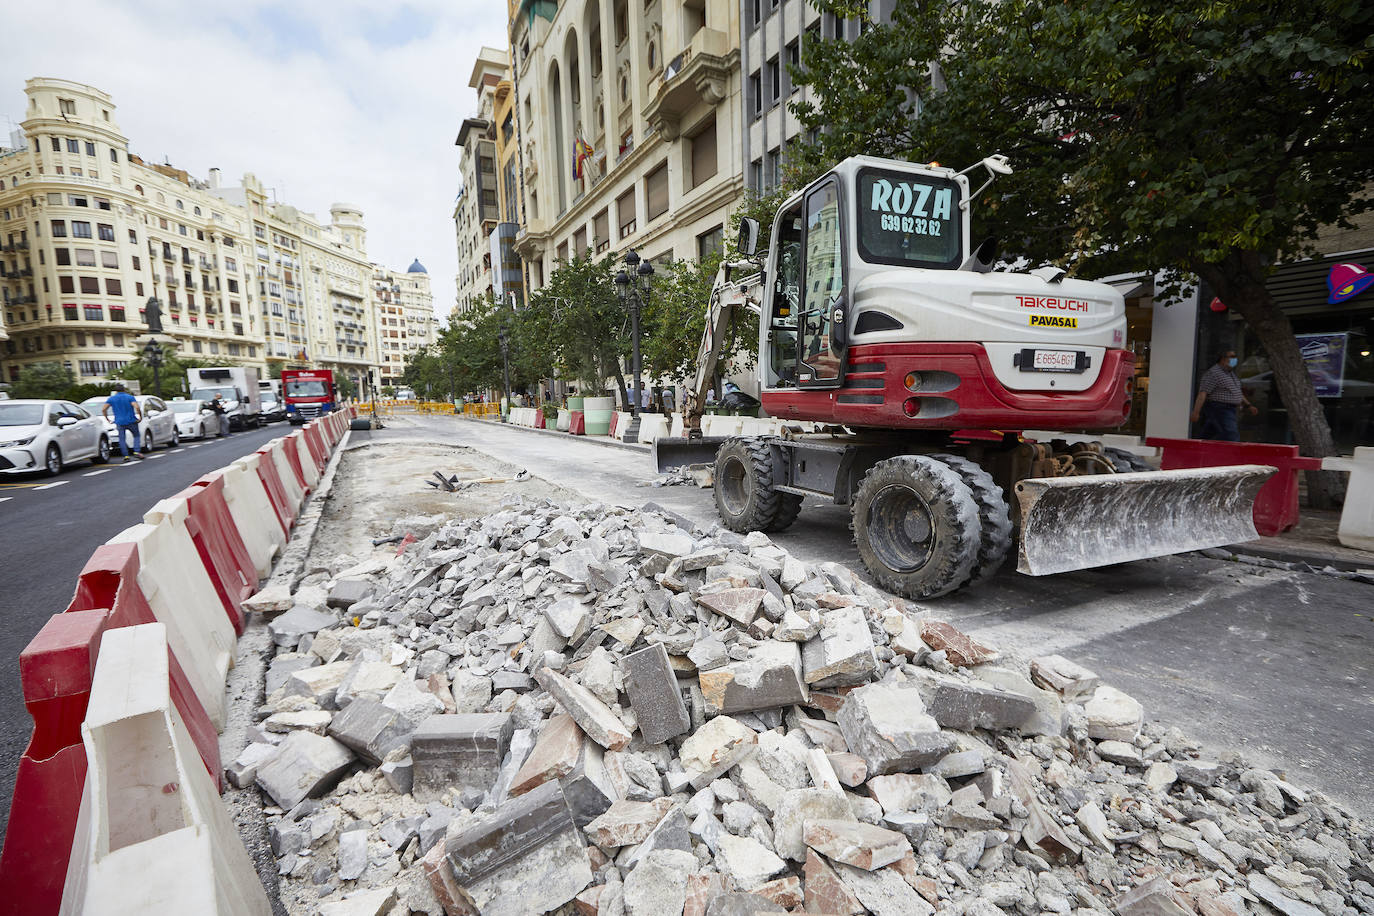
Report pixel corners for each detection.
[207,393,230,437]
[1190,349,1258,441]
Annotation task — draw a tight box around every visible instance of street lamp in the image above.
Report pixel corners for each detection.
[498,324,511,418]
[615,249,654,420]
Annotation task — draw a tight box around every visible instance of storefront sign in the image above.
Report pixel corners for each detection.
[1327,262,1372,304]
[1297,332,1347,397]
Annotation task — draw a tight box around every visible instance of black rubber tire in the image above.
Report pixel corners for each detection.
[714,437,803,533]
[141,431,154,454]
[930,453,1012,588]
[91,437,111,465]
[44,443,62,476]
[169,427,180,448]
[1104,446,1152,473]
[851,454,981,599]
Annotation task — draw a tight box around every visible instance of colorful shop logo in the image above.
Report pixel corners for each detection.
[1327,262,1372,304]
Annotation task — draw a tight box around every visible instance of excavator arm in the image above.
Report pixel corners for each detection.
[680,261,763,433]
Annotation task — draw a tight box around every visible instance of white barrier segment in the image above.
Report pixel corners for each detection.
[289,434,321,489]
[637,414,669,444]
[556,409,571,432]
[612,411,634,441]
[223,456,286,579]
[267,440,306,513]
[1323,446,1374,551]
[59,624,272,916]
[106,501,234,731]
[670,414,685,438]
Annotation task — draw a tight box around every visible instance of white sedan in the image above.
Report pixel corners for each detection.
[80,394,180,452]
[0,399,111,475]
[169,398,216,440]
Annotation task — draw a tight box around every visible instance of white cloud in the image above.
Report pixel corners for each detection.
[1,0,508,320]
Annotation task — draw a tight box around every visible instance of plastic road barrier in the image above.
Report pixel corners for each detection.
[556,409,571,432]
[266,440,307,511]
[248,448,295,532]
[637,414,669,444]
[59,624,272,916]
[280,433,311,492]
[143,494,247,636]
[1147,437,1322,537]
[301,422,329,473]
[0,610,107,915]
[223,457,287,579]
[286,433,320,490]
[1322,446,1374,551]
[181,472,260,627]
[569,411,586,435]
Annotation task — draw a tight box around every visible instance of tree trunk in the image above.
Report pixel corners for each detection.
[1195,253,1343,508]
[610,362,630,411]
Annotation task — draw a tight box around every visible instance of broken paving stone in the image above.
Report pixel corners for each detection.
[827,752,867,788]
[704,893,787,916]
[535,666,633,751]
[773,788,854,862]
[1097,739,1145,767]
[319,887,397,916]
[680,716,758,789]
[925,678,1037,732]
[699,640,807,716]
[337,828,370,881]
[1174,759,1224,787]
[687,632,730,671]
[714,832,788,892]
[583,797,675,847]
[1084,685,1144,742]
[621,642,691,745]
[918,618,995,668]
[256,730,354,810]
[601,616,645,648]
[801,607,878,688]
[440,780,593,916]
[1114,876,1194,916]
[638,530,697,559]
[410,712,513,804]
[774,608,820,642]
[327,697,415,765]
[380,755,413,795]
[837,683,953,776]
[803,818,908,871]
[623,849,697,916]
[328,578,374,609]
[1029,654,1100,699]
[270,604,341,649]
[545,596,592,642]
[866,773,951,816]
[509,713,584,797]
[927,749,984,779]
[832,860,934,916]
[804,849,865,915]
[752,875,803,908]
[696,588,766,626]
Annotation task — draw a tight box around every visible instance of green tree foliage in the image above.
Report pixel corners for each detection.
[640,254,759,397]
[12,361,76,399]
[792,0,1372,503]
[527,252,632,400]
[113,353,224,399]
[335,374,358,400]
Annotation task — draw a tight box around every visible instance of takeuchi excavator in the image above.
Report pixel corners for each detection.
[653,154,1274,599]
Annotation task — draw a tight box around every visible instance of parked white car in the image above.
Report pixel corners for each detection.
[169,398,215,440]
[80,394,180,452]
[0,399,111,475]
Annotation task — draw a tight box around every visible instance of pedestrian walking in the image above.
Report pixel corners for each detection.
[1190,348,1258,441]
[208,393,230,437]
[102,383,145,462]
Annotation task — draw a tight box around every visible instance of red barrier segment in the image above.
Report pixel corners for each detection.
[252,447,295,531]
[535,410,546,429]
[302,422,329,472]
[179,473,257,633]
[569,410,586,435]
[0,610,107,916]
[282,433,310,492]
[65,543,222,788]
[608,411,620,438]
[1146,437,1322,537]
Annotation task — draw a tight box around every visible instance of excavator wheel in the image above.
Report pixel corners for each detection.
[930,453,1012,588]
[851,455,981,600]
[714,437,803,533]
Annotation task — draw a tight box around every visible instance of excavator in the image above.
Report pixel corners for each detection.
[653,154,1273,599]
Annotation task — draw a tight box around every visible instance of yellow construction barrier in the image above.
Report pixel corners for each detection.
[462,403,502,420]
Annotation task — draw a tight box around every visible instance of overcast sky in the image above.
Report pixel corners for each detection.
[1,0,508,321]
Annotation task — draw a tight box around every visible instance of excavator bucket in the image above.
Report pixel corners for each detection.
[654,436,731,474]
[1014,464,1276,576]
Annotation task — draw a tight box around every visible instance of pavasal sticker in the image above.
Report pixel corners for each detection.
[1030,314,1078,328]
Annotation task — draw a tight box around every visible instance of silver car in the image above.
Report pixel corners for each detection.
[169,398,216,440]
[0,399,111,475]
[80,394,181,452]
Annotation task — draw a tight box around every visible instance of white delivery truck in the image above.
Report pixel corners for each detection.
[186,366,263,430]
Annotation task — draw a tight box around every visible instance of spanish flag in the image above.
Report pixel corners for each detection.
[573,137,594,180]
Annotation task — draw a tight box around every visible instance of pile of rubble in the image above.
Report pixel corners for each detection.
[233,498,1373,916]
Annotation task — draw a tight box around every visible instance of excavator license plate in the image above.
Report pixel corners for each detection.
[1014,348,1090,373]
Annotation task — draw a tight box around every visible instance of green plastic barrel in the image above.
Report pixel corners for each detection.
[583,396,614,436]
[566,396,584,411]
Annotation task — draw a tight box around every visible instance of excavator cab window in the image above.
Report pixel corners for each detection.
[798,179,845,387]
[769,204,803,386]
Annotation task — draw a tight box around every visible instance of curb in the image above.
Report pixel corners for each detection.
[454,415,653,455]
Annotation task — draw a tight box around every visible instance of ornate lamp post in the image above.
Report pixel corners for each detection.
[498,324,511,417]
[614,249,654,427]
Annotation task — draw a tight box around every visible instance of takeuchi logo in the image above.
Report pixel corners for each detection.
[1015,295,1090,313]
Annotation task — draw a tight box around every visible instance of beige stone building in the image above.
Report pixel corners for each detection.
[509,0,744,290]
[0,78,384,394]
[454,47,508,316]
[373,260,437,388]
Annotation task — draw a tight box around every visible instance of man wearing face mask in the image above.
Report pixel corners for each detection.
[1190,348,1258,441]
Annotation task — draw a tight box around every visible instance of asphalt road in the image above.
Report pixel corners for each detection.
[0,421,285,843]
[373,414,1373,819]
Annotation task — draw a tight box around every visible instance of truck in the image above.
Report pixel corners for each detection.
[654,154,1273,599]
[186,366,262,430]
[281,368,337,424]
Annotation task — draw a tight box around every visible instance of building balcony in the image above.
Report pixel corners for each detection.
[643,28,738,141]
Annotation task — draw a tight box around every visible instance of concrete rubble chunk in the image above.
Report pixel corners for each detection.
[545,596,592,642]
[687,632,730,671]
[327,697,415,766]
[801,607,878,688]
[535,666,633,751]
[623,848,698,916]
[410,712,513,804]
[269,604,340,648]
[602,616,645,648]
[714,832,787,891]
[802,818,908,871]
[866,773,951,815]
[699,640,808,715]
[837,683,954,776]
[918,618,994,667]
[639,530,697,559]
[773,788,854,862]
[1029,654,1100,698]
[696,587,766,626]
[925,678,1038,731]
[804,849,865,915]
[319,887,397,916]
[704,892,787,916]
[680,716,758,789]
[1247,874,1325,916]
[337,827,369,880]
[1115,876,1196,916]
[623,806,692,870]
[439,780,593,916]
[621,642,691,745]
[509,712,584,797]
[1084,685,1144,741]
[327,578,374,609]
[833,860,935,916]
[583,797,675,848]
[256,730,354,810]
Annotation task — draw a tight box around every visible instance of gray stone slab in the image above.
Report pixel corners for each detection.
[268,604,339,649]
[327,578,374,609]
[925,679,1038,731]
[621,642,690,745]
[327,697,415,765]
[411,712,513,805]
[699,640,808,716]
[266,655,321,694]
[837,683,954,776]
[256,730,355,810]
[801,607,878,688]
[535,667,633,751]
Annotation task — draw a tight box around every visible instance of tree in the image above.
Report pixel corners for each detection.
[12,361,75,399]
[528,253,634,403]
[335,374,358,400]
[792,0,1373,505]
[113,353,223,399]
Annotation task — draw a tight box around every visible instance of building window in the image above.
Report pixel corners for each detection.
[767,56,780,106]
[51,220,67,238]
[80,276,100,294]
[766,148,781,189]
[617,187,637,237]
[95,198,111,211]
[59,98,76,116]
[645,162,670,221]
[66,139,80,153]
[59,277,75,294]
[75,248,97,267]
[750,158,763,190]
[697,226,724,260]
[109,149,117,162]
[102,251,118,269]
[84,305,103,321]
[50,137,60,152]
[97,223,115,241]
[69,195,88,207]
[72,221,92,239]
[84,141,95,156]
[128,229,137,244]
[688,119,717,190]
[63,304,79,320]
[110,305,125,321]
[749,71,762,120]
[594,209,610,250]
[55,248,71,266]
